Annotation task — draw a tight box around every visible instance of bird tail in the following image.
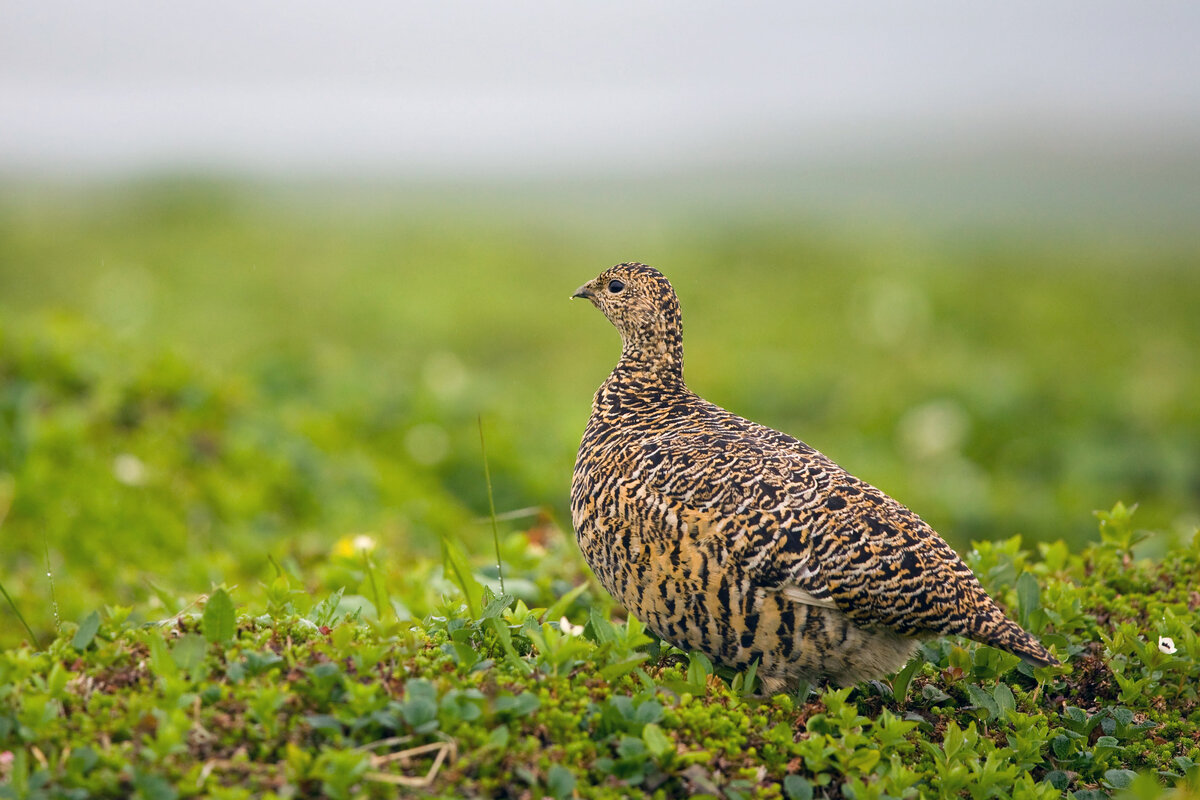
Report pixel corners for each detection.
[984,618,1059,667]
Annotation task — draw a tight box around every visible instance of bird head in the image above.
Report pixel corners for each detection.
[573,262,684,375]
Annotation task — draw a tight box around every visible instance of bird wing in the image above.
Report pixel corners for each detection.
[631,429,990,638]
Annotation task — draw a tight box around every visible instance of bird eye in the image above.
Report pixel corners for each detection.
[608,279,625,294]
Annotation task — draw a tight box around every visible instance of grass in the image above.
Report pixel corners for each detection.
[0,179,1199,796]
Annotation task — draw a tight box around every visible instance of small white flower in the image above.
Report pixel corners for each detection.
[352,534,377,553]
[1158,636,1177,655]
[559,616,584,636]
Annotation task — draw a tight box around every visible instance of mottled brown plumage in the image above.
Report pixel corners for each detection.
[570,263,1058,692]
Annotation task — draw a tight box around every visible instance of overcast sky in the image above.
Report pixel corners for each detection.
[2,1,1198,177]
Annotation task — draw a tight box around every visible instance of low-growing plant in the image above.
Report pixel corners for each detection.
[2,372,1199,798]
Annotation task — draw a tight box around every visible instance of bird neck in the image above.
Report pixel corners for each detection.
[605,355,686,412]
[617,345,683,380]
[614,301,686,382]
[615,326,685,387]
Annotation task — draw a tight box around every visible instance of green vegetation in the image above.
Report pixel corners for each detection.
[2,505,1199,798]
[1,181,1198,796]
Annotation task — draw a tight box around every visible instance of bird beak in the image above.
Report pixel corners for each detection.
[572,283,595,300]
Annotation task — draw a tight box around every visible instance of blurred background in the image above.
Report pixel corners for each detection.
[2,2,1198,646]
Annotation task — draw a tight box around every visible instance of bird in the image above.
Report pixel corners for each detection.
[569,262,1058,692]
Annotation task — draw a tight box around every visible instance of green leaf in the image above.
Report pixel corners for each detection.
[45,662,70,696]
[400,678,440,734]
[144,579,183,615]
[941,720,966,761]
[921,684,951,703]
[847,747,881,772]
[546,764,575,799]
[242,650,284,677]
[172,633,209,681]
[1103,769,1137,789]
[585,606,616,645]
[784,774,814,800]
[66,746,98,776]
[494,691,540,717]
[132,769,179,800]
[992,683,1016,718]
[687,650,714,689]
[485,726,509,749]
[634,700,664,725]
[739,658,760,698]
[642,722,673,759]
[598,654,649,682]
[965,683,1000,719]
[1044,769,1069,790]
[487,617,533,675]
[72,610,101,651]
[146,631,178,680]
[202,588,236,645]
[891,653,923,702]
[1016,571,1041,630]
[617,735,647,758]
[481,591,515,620]
[1051,734,1073,759]
[308,587,345,627]
[541,581,588,624]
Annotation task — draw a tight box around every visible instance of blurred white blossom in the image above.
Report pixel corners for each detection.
[559,616,584,637]
[405,423,451,465]
[897,399,970,459]
[113,453,147,486]
[1158,636,1177,655]
[422,352,469,401]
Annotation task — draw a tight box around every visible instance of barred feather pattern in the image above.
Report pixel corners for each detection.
[570,263,1058,690]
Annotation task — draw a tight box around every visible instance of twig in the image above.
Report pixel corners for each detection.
[360,734,457,788]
